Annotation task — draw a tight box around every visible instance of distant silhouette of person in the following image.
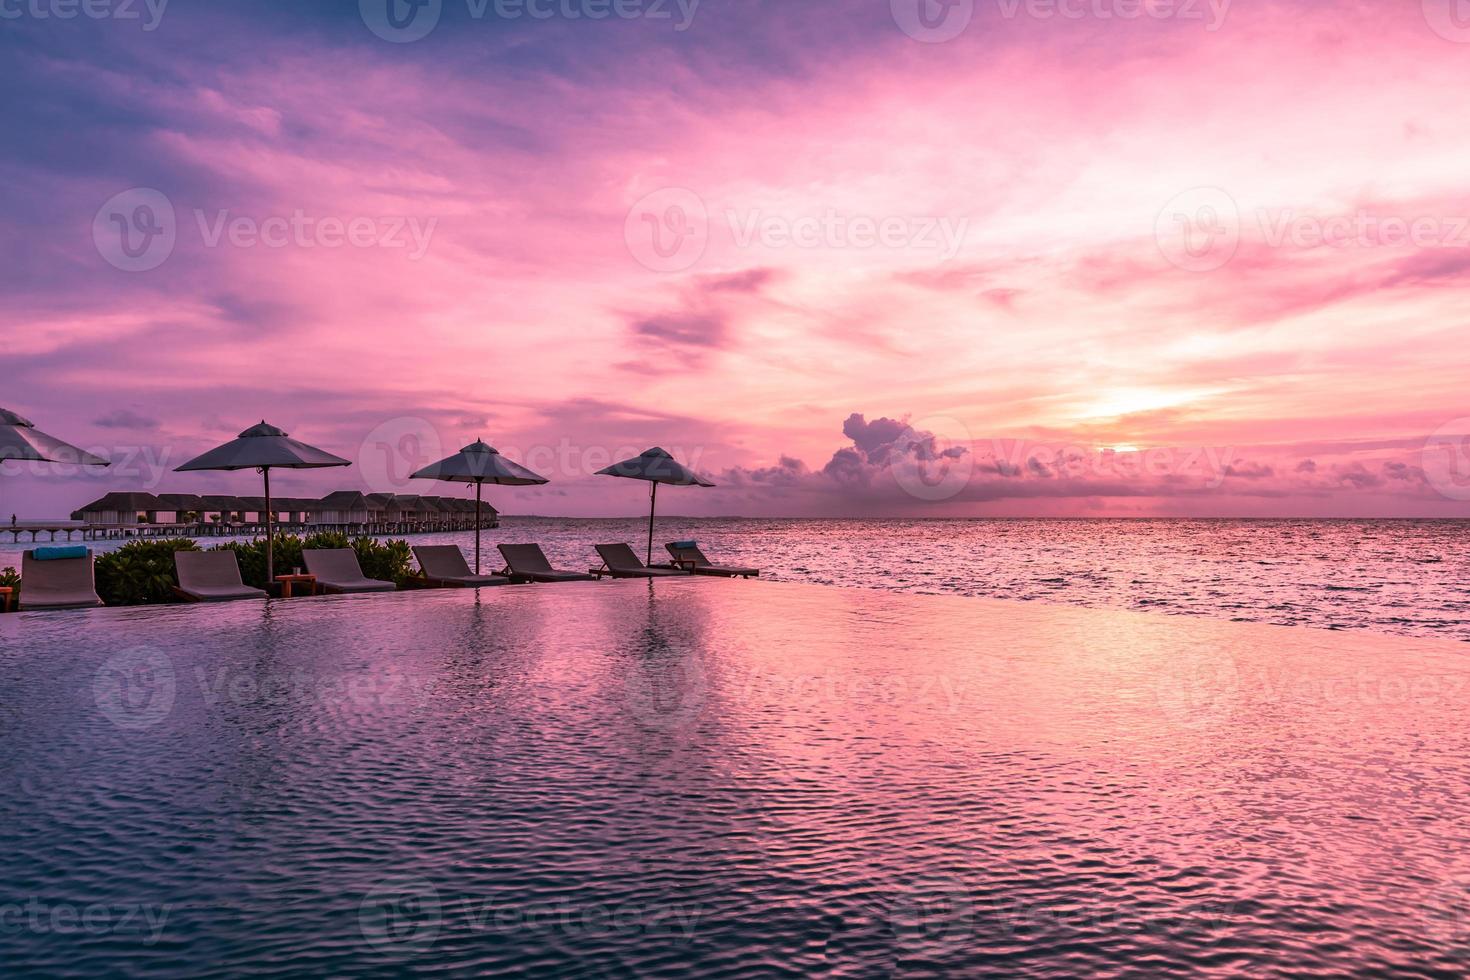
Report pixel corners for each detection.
[9,514,14,528]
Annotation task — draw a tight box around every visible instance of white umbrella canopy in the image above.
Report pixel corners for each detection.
[411,440,549,573]
[0,407,110,523]
[175,422,350,583]
[595,447,714,565]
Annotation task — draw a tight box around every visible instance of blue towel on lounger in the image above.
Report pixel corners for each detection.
[33,545,88,561]
[670,540,697,550]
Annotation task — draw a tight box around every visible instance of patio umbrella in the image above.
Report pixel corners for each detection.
[175,422,350,584]
[595,447,713,565]
[0,407,110,522]
[411,440,549,573]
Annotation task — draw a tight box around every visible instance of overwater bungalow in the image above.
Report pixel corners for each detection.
[154,493,205,524]
[197,495,249,525]
[55,488,491,539]
[70,492,163,526]
[274,497,319,525]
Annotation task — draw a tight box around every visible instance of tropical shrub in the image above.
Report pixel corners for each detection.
[209,537,286,590]
[0,566,19,611]
[95,538,201,606]
[355,537,413,585]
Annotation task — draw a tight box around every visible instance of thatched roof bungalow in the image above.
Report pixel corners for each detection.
[152,493,205,524]
[385,494,426,521]
[197,495,251,523]
[275,497,320,522]
[70,492,163,525]
[316,491,377,526]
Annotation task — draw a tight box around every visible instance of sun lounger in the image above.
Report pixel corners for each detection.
[303,548,396,594]
[411,545,511,587]
[590,543,691,579]
[19,548,103,610]
[173,550,268,602]
[665,541,760,578]
[498,543,595,583]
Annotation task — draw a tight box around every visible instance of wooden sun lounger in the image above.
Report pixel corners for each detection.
[498,544,595,583]
[303,548,395,594]
[173,550,268,602]
[665,542,760,578]
[19,549,104,610]
[411,545,511,587]
[590,543,691,579]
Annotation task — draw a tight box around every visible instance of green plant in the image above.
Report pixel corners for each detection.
[95,539,200,606]
[0,566,19,611]
[353,537,414,585]
[303,531,352,551]
[211,535,297,589]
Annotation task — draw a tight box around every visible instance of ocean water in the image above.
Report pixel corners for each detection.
[5,518,1468,641]
[4,580,1470,976]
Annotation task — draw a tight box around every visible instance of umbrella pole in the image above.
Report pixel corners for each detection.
[263,467,274,587]
[474,481,482,574]
[647,481,657,566]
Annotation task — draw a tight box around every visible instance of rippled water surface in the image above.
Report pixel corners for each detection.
[4,580,1470,976]
[445,517,1470,641]
[6,518,1467,641]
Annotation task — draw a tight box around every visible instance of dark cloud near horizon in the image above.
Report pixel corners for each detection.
[93,408,159,430]
[707,412,1456,511]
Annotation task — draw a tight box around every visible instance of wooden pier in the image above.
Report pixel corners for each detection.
[1,516,498,545]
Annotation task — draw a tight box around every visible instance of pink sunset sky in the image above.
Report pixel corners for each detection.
[4,0,1470,518]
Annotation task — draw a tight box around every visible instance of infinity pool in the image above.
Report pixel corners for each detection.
[2,580,1469,976]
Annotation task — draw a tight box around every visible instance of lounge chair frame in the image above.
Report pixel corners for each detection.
[589,543,691,580]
